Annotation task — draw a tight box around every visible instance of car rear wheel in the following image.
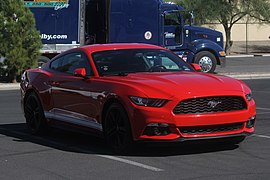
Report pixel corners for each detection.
[103,103,133,154]
[24,93,47,135]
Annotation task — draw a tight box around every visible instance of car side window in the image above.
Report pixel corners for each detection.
[161,57,179,70]
[50,56,63,71]
[50,52,92,76]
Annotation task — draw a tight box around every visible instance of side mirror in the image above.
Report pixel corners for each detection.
[74,68,86,77]
[189,11,194,25]
[190,63,201,72]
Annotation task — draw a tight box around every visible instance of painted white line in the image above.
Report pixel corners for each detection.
[0,127,163,172]
[257,107,270,111]
[253,134,270,139]
[97,155,164,172]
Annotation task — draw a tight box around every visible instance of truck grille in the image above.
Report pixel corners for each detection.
[173,96,247,114]
[179,122,244,135]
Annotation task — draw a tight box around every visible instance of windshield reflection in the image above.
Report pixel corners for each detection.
[92,49,193,76]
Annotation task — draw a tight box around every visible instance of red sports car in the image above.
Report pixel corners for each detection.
[20,43,256,152]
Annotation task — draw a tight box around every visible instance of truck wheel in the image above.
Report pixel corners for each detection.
[194,51,217,73]
[38,56,50,68]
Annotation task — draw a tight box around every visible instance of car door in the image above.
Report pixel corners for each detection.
[48,51,102,130]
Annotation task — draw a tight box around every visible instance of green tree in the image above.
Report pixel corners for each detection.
[171,0,270,54]
[0,0,42,82]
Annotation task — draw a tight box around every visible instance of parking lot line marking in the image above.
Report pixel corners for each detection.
[0,127,162,172]
[253,134,270,139]
[257,107,270,111]
[97,155,164,172]
[0,126,163,172]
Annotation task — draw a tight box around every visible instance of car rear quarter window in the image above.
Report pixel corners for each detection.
[50,56,63,71]
[50,52,92,76]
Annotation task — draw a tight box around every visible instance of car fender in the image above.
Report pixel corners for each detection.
[21,69,54,112]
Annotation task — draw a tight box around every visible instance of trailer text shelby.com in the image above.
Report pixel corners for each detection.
[41,34,68,41]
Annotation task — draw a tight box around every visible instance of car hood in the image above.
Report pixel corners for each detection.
[102,72,246,99]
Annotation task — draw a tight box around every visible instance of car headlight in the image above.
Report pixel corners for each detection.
[129,96,168,107]
[245,92,253,101]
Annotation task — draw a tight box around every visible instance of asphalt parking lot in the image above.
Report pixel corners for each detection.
[0,78,270,180]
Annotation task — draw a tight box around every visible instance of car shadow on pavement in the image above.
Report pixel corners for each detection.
[0,123,239,157]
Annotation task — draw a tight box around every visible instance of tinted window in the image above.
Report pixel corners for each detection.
[165,13,180,26]
[50,56,63,71]
[92,49,193,76]
[50,52,92,76]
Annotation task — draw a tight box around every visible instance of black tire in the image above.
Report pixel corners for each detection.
[194,51,217,73]
[24,92,47,135]
[103,103,133,154]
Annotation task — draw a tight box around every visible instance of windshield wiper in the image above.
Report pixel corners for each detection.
[103,71,141,76]
[117,72,129,76]
[103,72,129,76]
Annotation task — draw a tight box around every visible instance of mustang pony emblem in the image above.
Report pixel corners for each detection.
[208,100,222,108]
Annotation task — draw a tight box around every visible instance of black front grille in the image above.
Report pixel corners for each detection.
[173,96,247,114]
[179,122,244,135]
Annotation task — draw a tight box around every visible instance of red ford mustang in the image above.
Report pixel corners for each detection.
[20,43,256,152]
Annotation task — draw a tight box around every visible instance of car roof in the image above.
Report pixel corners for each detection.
[78,43,165,54]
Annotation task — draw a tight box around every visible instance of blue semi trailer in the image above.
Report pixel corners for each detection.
[24,0,226,73]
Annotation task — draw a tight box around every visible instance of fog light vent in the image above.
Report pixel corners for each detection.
[246,116,256,128]
[143,123,170,136]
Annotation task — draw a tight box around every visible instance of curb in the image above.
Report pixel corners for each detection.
[220,73,270,80]
[0,83,20,91]
[227,54,270,58]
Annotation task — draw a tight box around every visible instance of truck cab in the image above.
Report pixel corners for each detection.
[162,4,226,73]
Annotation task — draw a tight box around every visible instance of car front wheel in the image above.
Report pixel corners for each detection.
[103,103,133,154]
[24,92,47,135]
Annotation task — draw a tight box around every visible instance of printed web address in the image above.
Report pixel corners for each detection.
[41,34,68,40]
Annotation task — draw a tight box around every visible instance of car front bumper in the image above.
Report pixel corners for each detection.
[129,99,256,141]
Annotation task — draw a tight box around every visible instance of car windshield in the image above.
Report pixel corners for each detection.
[92,49,194,76]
